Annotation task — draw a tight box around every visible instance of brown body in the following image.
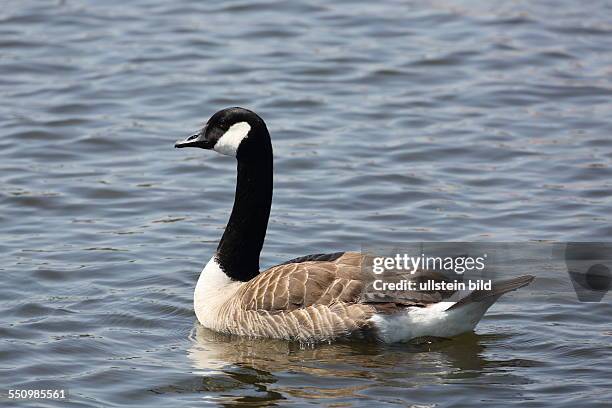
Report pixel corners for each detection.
[201,253,377,342]
[195,252,533,343]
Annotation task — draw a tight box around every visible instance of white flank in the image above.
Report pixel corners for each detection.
[194,257,242,329]
[214,121,251,157]
[370,297,498,343]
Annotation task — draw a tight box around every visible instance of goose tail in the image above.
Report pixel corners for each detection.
[446,275,534,311]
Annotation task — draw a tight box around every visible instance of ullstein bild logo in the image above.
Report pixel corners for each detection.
[362,242,611,302]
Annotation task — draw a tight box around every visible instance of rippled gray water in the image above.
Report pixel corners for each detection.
[2,1,611,406]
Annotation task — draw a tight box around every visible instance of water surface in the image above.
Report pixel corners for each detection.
[1,0,611,406]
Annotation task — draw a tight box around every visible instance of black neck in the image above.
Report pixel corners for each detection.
[216,137,273,281]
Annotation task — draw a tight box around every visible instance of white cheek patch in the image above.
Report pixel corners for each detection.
[214,122,251,157]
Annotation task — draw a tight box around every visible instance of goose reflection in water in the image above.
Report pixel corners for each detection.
[186,323,539,404]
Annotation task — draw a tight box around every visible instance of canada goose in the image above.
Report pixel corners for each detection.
[175,107,534,343]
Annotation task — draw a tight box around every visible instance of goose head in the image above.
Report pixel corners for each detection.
[174,107,273,282]
[175,107,270,160]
